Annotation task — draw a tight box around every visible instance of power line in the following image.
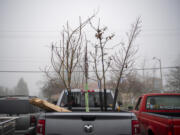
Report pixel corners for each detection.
[0,66,179,73]
[0,28,180,33]
[0,70,45,73]
[0,30,60,33]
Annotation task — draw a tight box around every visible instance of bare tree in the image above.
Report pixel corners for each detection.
[41,77,66,100]
[89,19,115,111]
[71,66,84,89]
[112,18,141,110]
[167,67,180,92]
[119,72,145,105]
[48,15,95,109]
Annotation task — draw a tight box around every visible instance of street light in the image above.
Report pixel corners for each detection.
[153,57,163,90]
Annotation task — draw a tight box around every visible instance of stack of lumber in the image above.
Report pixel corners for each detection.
[29,98,71,112]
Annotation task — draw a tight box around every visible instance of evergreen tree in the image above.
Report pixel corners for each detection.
[15,78,29,96]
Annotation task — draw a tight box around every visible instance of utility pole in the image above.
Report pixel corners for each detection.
[153,57,163,90]
[142,59,146,90]
[152,63,157,89]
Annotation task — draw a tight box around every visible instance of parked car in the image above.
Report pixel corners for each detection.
[0,95,41,135]
[36,89,140,135]
[133,93,180,135]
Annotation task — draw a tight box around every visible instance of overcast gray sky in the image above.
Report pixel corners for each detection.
[0,0,180,95]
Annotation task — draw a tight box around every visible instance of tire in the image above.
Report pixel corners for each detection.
[148,130,154,135]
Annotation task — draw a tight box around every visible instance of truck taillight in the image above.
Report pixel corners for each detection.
[37,120,45,135]
[30,115,36,126]
[132,120,140,135]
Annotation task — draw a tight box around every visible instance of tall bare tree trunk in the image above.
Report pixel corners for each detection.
[112,18,141,111]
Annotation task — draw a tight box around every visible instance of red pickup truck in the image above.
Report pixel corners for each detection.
[133,93,180,135]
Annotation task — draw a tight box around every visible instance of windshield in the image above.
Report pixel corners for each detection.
[146,95,180,110]
[60,92,113,108]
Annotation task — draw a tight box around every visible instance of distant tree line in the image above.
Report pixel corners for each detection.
[166,67,180,93]
[0,78,29,96]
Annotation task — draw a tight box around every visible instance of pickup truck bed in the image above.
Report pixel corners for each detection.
[133,93,180,135]
[38,112,137,135]
[140,112,180,135]
[0,117,16,135]
[36,89,140,135]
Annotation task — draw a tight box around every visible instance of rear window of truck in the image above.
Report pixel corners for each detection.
[60,92,113,108]
[146,95,180,110]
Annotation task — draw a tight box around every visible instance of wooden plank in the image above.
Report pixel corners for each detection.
[29,98,71,112]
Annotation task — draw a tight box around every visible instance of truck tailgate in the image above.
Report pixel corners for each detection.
[45,112,133,135]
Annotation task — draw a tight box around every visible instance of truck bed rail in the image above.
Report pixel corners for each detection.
[0,117,17,135]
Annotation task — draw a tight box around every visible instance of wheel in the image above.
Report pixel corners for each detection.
[148,130,154,135]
